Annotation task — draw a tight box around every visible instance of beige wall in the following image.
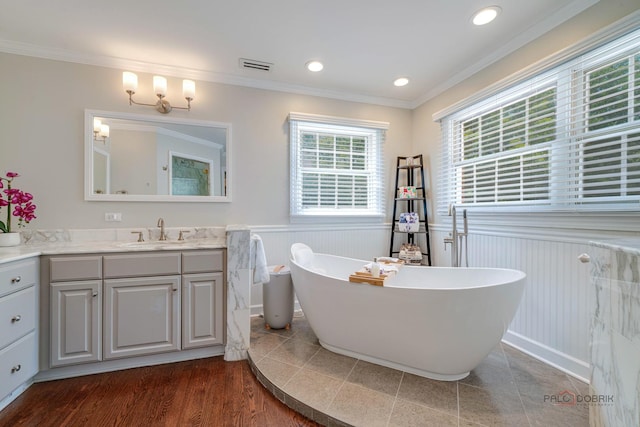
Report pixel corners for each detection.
[1,0,637,232]
[0,54,412,229]
[412,0,640,225]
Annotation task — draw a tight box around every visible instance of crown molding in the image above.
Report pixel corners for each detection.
[0,39,414,110]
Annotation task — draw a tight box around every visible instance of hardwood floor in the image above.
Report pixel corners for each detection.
[0,356,320,427]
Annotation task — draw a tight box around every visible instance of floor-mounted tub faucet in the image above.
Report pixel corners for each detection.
[444,204,468,267]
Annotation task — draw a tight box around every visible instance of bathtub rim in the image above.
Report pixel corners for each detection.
[292,251,526,291]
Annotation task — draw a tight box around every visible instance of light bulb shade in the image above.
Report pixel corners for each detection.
[306,61,324,72]
[153,76,167,96]
[93,118,102,133]
[183,79,196,100]
[472,6,501,25]
[122,72,138,92]
[394,77,409,87]
[100,124,110,138]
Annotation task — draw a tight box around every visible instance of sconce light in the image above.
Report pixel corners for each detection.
[122,71,195,114]
[93,118,110,143]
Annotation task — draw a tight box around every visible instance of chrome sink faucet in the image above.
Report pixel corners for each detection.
[157,217,167,241]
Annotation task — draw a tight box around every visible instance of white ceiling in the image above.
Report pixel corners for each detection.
[1,0,599,108]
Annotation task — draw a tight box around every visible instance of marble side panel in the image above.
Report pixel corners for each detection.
[225,228,251,361]
[590,241,640,427]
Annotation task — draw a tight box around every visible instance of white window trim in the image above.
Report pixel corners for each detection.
[288,112,388,223]
[435,13,640,216]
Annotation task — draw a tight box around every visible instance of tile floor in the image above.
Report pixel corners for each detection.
[248,313,590,427]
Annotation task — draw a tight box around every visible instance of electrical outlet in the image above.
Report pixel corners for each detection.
[105,213,122,222]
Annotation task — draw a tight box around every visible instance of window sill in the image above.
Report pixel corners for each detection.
[438,209,640,234]
[290,214,385,225]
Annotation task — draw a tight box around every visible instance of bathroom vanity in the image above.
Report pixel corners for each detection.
[42,249,225,369]
[0,258,39,406]
[0,225,253,412]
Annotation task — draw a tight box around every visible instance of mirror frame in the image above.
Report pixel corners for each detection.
[84,109,232,202]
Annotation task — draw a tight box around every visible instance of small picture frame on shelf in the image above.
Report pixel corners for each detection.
[398,212,419,232]
[398,186,417,198]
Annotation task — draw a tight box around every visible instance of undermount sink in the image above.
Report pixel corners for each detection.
[118,240,188,248]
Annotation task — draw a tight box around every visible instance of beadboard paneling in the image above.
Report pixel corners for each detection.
[251,223,594,380]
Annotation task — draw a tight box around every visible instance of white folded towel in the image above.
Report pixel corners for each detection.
[364,262,399,275]
[250,234,270,284]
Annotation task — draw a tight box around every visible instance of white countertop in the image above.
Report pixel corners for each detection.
[0,225,252,264]
[0,239,227,264]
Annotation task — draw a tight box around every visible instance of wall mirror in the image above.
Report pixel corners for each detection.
[85,109,231,202]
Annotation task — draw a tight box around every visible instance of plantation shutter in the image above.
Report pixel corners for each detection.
[289,112,387,217]
[437,26,640,214]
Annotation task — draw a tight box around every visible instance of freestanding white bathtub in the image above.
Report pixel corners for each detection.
[289,243,526,381]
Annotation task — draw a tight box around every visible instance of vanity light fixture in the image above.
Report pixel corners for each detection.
[471,6,501,26]
[306,60,324,72]
[122,71,195,114]
[394,77,409,87]
[93,118,109,143]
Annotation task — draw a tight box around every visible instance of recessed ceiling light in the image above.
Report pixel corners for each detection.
[306,60,324,72]
[472,6,501,26]
[394,77,409,87]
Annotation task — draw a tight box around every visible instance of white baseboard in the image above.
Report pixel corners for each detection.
[35,346,225,382]
[0,380,34,412]
[503,330,590,383]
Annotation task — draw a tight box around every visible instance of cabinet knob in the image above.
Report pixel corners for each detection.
[11,364,21,373]
[11,315,21,323]
[92,292,98,297]
[578,253,591,263]
[11,276,21,283]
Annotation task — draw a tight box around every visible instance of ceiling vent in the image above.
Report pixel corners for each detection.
[240,58,273,72]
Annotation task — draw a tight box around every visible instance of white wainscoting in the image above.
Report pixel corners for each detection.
[249,222,605,382]
[431,223,596,382]
[248,223,390,318]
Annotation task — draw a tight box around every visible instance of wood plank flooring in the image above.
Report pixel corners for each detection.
[0,356,320,427]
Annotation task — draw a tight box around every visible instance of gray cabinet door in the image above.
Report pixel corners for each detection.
[182,272,224,349]
[50,280,101,367]
[104,276,181,360]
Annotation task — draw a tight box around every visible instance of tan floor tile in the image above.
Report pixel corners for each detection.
[268,337,321,367]
[283,367,343,411]
[255,356,301,388]
[388,398,458,427]
[460,349,519,392]
[397,372,458,416]
[249,330,288,360]
[346,360,403,397]
[290,314,320,343]
[249,315,590,427]
[459,382,529,426]
[520,393,589,427]
[306,347,358,380]
[327,382,395,427]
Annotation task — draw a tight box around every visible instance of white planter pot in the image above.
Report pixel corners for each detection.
[0,232,21,247]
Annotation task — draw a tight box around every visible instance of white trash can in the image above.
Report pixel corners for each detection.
[263,265,294,330]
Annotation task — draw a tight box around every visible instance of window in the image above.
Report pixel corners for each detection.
[289,113,387,218]
[438,27,640,214]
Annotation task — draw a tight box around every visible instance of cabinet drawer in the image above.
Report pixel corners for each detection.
[0,258,38,297]
[104,252,181,278]
[50,256,102,282]
[0,332,37,403]
[182,250,224,274]
[0,286,36,348]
